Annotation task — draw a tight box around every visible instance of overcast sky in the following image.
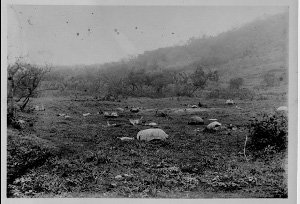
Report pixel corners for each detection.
[7,6,287,65]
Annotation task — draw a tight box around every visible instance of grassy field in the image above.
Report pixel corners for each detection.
[7,91,288,198]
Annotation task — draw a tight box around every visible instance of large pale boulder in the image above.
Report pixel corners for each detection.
[137,128,168,141]
[188,116,204,125]
[207,121,222,130]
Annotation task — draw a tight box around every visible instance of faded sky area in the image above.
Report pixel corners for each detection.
[7,6,287,65]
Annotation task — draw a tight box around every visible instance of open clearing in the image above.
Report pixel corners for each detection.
[7,91,287,198]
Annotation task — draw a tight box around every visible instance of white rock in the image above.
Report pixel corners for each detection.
[118,137,134,141]
[137,128,168,141]
[147,122,158,126]
[207,121,222,130]
[123,173,133,177]
[83,113,91,117]
[35,105,45,111]
[277,106,288,112]
[110,112,119,117]
[226,99,234,105]
[115,175,123,180]
[104,112,119,118]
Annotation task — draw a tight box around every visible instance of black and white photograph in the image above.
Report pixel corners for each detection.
[1,0,298,202]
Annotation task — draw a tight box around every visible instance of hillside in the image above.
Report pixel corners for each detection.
[124,12,288,88]
[43,12,288,97]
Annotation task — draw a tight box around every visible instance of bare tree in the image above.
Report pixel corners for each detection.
[7,62,51,114]
[190,65,210,94]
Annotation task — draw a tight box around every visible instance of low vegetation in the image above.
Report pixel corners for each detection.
[248,112,288,153]
[6,93,288,198]
[206,88,255,100]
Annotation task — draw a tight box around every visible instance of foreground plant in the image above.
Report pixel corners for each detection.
[247,112,287,154]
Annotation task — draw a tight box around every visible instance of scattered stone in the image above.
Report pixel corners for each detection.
[17,119,25,124]
[115,175,123,180]
[102,121,117,127]
[83,113,91,117]
[129,117,143,126]
[228,124,238,131]
[236,106,243,110]
[130,108,140,113]
[194,128,203,132]
[64,115,71,120]
[111,112,118,117]
[116,107,124,112]
[146,122,158,127]
[57,113,66,117]
[104,112,119,118]
[277,106,288,112]
[226,99,234,105]
[118,137,134,141]
[188,116,204,125]
[35,105,45,111]
[110,183,117,187]
[208,119,218,121]
[137,128,168,141]
[190,105,198,108]
[123,173,134,179]
[207,121,222,130]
